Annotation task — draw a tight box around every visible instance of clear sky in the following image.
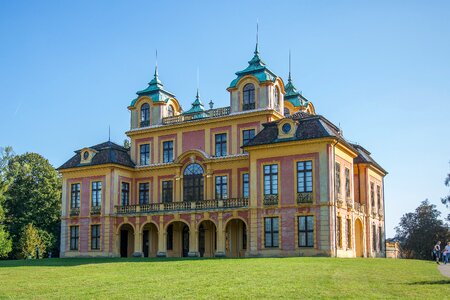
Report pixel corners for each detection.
[1,1,449,237]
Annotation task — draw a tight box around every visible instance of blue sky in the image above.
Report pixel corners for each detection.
[1,1,449,237]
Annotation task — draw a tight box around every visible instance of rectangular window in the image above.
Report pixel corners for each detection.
[242,173,249,198]
[215,133,227,157]
[215,176,228,199]
[263,164,278,195]
[345,167,351,198]
[376,185,381,209]
[378,226,383,252]
[70,226,79,250]
[163,141,174,163]
[372,225,377,251]
[121,182,130,206]
[264,217,279,248]
[337,216,342,248]
[162,180,173,203]
[370,182,375,207]
[242,129,255,146]
[347,218,351,248]
[91,225,100,250]
[140,144,150,165]
[91,181,102,207]
[335,162,341,197]
[298,216,314,247]
[139,183,150,205]
[297,161,313,193]
[70,183,80,208]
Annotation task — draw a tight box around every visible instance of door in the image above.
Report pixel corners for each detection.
[143,230,149,257]
[182,225,189,257]
[199,224,205,257]
[120,230,128,258]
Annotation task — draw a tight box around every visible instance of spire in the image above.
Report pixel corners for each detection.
[154,49,158,78]
[255,21,259,55]
[288,49,292,83]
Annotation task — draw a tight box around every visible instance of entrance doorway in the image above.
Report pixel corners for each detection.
[225,219,247,257]
[166,221,190,257]
[142,223,158,257]
[119,224,134,258]
[355,219,364,257]
[198,220,217,257]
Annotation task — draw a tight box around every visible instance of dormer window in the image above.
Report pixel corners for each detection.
[243,84,255,111]
[284,108,290,117]
[140,103,150,127]
[167,105,174,117]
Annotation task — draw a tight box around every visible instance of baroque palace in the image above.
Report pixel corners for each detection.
[59,44,387,258]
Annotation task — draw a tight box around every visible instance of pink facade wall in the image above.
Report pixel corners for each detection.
[182,130,205,153]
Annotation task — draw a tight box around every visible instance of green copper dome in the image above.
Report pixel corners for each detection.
[182,90,208,119]
[130,65,175,107]
[229,44,278,88]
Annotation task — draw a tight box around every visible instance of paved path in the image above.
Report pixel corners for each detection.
[438,264,450,278]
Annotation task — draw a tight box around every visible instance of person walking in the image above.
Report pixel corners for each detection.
[433,241,441,264]
[443,242,450,265]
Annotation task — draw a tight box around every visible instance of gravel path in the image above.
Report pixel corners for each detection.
[438,264,450,278]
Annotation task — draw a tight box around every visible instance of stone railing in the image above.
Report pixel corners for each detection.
[162,106,231,125]
[371,206,378,217]
[70,207,80,216]
[354,202,365,214]
[263,194,279,206]
[90,206,101,215]
[346,199,353,209]
[114,197,248,215]
[297,192,313,204]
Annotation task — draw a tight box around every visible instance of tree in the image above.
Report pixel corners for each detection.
[0,146,13,258]
[3,152,61,258]
[441,162,450,207]
[19,223,46,259]
[395,200,450,259]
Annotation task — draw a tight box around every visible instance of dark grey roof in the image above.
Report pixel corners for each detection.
[244,112,342,147]
[351,143,387,174]
[58,141,135,170]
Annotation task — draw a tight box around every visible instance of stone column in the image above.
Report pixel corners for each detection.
[215,213,226,257]
[133,218,142,257]
[157,216,167,257]
[188,215,198,257]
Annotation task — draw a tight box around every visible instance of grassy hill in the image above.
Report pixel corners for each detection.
[0,257,448,299]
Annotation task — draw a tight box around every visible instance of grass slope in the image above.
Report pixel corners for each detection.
[0,257,448,299]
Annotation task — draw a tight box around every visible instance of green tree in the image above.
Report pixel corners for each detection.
[441,163,450,223]
[395,200,450,259]
[0,146,14,258]
[20,223,46,259]
[3,152,61,258]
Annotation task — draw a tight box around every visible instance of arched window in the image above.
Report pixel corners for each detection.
[284,108,290,117]
[183,163,204,202]
[274,87,279,109]
[243,84,255,111]
[167,105,174,117]
[140,103,150,127]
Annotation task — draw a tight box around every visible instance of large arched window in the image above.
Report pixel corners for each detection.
[183,163,204,202]
[243,84,255,111]
[167,105,174,117]
[140,103,150,127]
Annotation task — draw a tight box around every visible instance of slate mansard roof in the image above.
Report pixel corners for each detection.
[244,111,386,174]
[244,111,342,146]
[58,141,135,170]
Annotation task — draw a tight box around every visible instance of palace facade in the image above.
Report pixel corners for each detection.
[59,45,387,258]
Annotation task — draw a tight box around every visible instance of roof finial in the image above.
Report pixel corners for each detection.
[196,67,200,99]
[108,125,111,142]
[196,88,200,99]
[255,19,259,55]
[154,49,158,78]
[288,49,292,82]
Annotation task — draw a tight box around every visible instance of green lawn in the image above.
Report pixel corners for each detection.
[0,257,448,299]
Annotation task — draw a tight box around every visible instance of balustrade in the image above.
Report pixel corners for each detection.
[297,192,313,204]
[263,194,279,206]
